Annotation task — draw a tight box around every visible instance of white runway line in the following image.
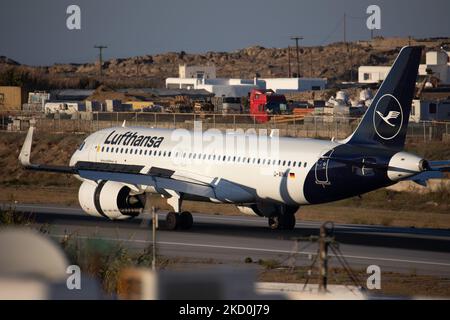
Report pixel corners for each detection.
[51,233,450,268]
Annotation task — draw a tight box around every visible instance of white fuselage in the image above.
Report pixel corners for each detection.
[70,127,340,206]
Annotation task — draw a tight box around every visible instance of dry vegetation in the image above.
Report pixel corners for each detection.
[258,266,450,298]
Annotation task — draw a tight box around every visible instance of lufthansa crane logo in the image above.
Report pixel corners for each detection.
[372,94,403,140]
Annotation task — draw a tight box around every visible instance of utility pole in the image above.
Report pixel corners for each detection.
[310,48,313,78]
[151,206,158,271]
[94,45,107,77]
[287,46,291,78]
[318,223,331,292]
[291,36,303,78]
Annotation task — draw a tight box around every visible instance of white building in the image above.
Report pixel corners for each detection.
[358,66,391,84]
[418,51,450,84]
[179,64,216,79]
[166,65,327,97]
[410,99,450,123]
[359,50,450,84]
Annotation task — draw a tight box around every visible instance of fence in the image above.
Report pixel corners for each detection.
[1,111,450,142]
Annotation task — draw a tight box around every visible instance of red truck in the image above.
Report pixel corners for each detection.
[249,89,288,123]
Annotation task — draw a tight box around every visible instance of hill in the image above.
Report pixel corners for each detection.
[1,37,449,89]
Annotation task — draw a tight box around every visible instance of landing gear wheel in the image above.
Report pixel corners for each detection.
[268,214,296,230]
[166,211,179,230]
[268,216,279,230]
[282,214,296,230]
[179,211,193,230]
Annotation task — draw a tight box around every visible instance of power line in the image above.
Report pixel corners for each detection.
[319,16,345,46]
[290,36,304,77]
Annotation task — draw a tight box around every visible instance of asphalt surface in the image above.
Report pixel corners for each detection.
[2,202,450,277]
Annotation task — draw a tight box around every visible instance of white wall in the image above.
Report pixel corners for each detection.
[166,77,326,97]
[358,66,391,84]
[411,99,450,122]
[262,78,326,93]
[179,64,216,79]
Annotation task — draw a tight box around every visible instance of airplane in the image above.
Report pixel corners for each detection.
[19,46,450,230]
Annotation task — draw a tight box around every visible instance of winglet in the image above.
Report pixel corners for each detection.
[19,126,34,166]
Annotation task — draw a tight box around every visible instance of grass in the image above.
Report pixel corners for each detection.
[0,206,35,226]
[61,234,157,294]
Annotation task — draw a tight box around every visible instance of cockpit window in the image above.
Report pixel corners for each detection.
[78,141,86,151]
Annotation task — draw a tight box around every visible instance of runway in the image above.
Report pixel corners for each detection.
[2,202,450,276]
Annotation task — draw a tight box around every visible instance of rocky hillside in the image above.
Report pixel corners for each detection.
[1,37,449,89]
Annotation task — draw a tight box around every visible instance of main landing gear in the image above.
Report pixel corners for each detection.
[267,205,297,230]
[165,211,193,230]
[164,191,193,230]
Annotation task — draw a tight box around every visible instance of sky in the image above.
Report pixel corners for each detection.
[1,0,449,66]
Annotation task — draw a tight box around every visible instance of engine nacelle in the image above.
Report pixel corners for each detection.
[78,181,145,220]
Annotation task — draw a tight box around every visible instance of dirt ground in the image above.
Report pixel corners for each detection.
[258,266,450,298]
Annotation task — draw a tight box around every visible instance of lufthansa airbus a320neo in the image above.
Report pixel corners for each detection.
[19,47,450,230]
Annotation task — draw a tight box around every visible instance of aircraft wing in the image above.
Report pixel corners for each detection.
[18,126,254,203]
[428,160,450,172]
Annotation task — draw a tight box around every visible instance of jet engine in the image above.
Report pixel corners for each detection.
[78,180,145,220]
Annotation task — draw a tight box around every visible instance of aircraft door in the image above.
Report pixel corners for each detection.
[88,132,107,162]
[315,149,333,185]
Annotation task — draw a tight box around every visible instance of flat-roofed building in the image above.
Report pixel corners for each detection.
[0,86,26,111]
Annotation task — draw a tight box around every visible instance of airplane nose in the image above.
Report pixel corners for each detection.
[69,151,79,167]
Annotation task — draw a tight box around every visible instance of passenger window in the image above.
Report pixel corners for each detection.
[121,148,124,153]
[298,162,302,167]
[293,161,296,167]
[283,160,286,166]
[288,161,291,166]
[304,162,307,167]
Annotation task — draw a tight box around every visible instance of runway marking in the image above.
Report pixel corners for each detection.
[51,234,450,268]
[9,204,319,226]
[8,204,450,235]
